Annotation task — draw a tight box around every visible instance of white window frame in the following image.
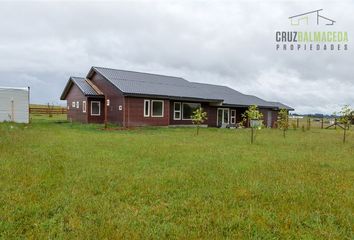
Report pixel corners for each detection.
[83,101,86,113]
[144,100,150,117]
[76,101,79,109]
[72,101,75,108]
[173,102,181,120]
[91,101,101,116]
[231,110,236,124]
[182,102,201,120]
[151,100,164,117]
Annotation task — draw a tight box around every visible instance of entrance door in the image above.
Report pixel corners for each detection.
[217,108,229,127]
[267,110,272,127]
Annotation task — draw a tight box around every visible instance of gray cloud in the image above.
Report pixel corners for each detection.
[0,0,353,113]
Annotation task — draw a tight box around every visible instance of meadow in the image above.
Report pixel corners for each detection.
[0,115,353,239]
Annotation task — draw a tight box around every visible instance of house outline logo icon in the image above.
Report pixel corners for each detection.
[289,9,335,26]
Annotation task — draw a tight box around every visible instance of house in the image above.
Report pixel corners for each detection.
[0,87,30,123]
[289,9,335,26]
[60,67,293,127]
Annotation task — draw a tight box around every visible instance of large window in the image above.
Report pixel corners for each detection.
[144,100,150,117]
[174,102,181,120]
[151,100,164,117]
[91,101,101,116]
[182,103,201,120]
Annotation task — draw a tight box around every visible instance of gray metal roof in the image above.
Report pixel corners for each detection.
[87,67,293,110]
[60,77,103,100]
[70,77,99,96]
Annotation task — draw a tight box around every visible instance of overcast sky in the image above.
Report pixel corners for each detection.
[0,0,353,114]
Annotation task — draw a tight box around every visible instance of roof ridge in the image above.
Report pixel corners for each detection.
[110,78,194,88]
[93,66,187,81]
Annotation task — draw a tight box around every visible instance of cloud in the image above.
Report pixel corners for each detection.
[0,0,353,113]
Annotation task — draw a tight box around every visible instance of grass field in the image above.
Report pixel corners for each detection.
[1,115,353,239]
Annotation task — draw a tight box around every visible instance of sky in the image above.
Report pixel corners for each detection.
[0,0,353,114]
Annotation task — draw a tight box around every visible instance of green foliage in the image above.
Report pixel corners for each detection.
[338,105,353,143]
[0,116,353,239]
[277,108,289,138]
[242,105,263,122]
[242,105,263,143]
[191,107,207,135]
[338,105,352,127]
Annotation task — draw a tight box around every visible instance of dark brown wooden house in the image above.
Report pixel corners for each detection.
[60,67,293,127]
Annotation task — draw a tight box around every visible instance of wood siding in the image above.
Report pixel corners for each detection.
[66,84,88,123]
[89,72,125,125]
[124,97,170,127]
[87,98,105,124]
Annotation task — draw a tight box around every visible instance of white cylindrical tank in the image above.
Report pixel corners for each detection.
[0,87,30,123]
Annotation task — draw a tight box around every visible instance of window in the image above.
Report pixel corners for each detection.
[151,100,164,117]
[83,101,86,113]
[174,102,181,120]
[91,101,101,116]
[231,110,236,124]
[72,101,75,108]
[182,103,201,120]
[107,99,110,106]
[144,100,150,117]
[76,101,79,109]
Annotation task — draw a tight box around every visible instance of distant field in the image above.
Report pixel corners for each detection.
[0,115,353,239]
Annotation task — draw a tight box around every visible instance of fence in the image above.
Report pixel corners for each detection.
[30,107,67,115]
[288,117,347,130]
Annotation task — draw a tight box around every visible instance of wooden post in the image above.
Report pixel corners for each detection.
[343,126,346,143]
[11,99,14,122]
[104,97,108,129]
[296,118,299,128]
[321,117,324,129]
[334,118,337,130]
[251,127,254,144]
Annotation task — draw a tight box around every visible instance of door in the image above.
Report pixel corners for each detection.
[267,110,272,127]
[217,108,229,127]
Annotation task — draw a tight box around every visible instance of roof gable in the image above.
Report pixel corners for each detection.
[60,77,103,100]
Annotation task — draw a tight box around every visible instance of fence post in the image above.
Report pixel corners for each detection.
[321,117,324,129]
[297,118,299,128]
[335,118,337,130]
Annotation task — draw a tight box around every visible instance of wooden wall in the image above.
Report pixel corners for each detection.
[66,84,88,123]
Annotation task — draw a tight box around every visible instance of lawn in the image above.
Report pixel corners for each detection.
[0,116,353,239]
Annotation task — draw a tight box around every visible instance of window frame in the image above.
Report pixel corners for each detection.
[83,101,86,113]
[231,110,236,124]
[90,101,101,116]
[76,101,79,109]
[151,100,164,117]
[144,100,150,117]
[182,102,201,120]
[173,102,181,120]
[72,101,75,108]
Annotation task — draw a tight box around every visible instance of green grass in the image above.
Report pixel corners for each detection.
[1,116,353,239]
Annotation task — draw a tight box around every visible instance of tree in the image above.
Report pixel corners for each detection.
[192,107,208,135]
[277,108,289,138]
[338,105,353,143]
[242,105,263,143]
